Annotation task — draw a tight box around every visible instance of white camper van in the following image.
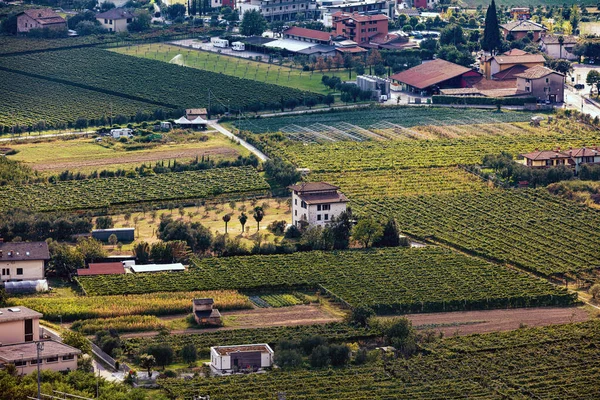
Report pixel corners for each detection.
[212,38,229,48]
[110,128,133,139]
[232,41,245,51]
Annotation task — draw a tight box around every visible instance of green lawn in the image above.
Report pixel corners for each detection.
[110,43,356,94]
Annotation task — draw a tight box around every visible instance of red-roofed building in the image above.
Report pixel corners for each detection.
[283,27,332,45]
[390,59,481,94]
[332,12,388,45]
[17,9,66,33]
[77,262,125,276]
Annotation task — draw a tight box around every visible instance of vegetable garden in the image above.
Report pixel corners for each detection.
[77,247,575,313]
[0,166,269,212]
[159,320,600,399]
[355,188,600,277]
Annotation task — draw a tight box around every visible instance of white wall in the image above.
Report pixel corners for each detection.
[542,43,577,61]
[0,260,44,282]
[96,17,129,32]
[291,192,347,228]
[261,351,272,367]
[0,319,40,345]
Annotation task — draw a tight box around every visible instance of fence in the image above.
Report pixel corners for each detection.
[91,342,131,373]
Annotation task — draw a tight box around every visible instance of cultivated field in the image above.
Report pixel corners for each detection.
[112,43,351,94]
[0,69,163,128]
[0,48,320,116]
[8,131,248,174]
[77,246,576,313]
[356,188,600,277]
[159,320,600,399]
[0,166,269,212]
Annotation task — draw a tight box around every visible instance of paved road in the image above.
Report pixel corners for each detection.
[564,86,600,118]
[208,121,269,162]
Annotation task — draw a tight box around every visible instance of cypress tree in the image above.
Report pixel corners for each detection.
[482,0,501,53]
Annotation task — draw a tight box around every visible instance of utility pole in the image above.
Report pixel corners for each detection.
[36,342,44,399]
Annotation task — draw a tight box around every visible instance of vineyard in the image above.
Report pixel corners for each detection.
[112,43,350,94]
[0,48,319,113]
[234,106,536,134]
[0,166,269,212]
[77,247,576,314]
[0,69,162,127]
[310,167,488,198]
[7,290,251,322]
[159,320,600,399]
[125,322,379,359]
[267,124,600,172]
[71,315,166,334]
[355,188,600,277]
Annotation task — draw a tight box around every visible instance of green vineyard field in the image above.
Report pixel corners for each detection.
[0,69,162,127]
[78,247,575,313]
[0,166,269,212]
[356,189,600,277]
[0,48,319,113]
[159,321,600,400]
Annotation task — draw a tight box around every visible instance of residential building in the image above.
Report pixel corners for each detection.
[95,8,135,33]
[16,9,66,33]
[480,49,546,80]
[0,241,50,283]
[412,0,438,8]
[539,35,578,60]
[283,26,332,44]
[193,298,222,326]
[320,0,395,27]
[500,20,546,41]
[520,147,600,171]
[510,7,531,20]
[515,65,564,103]
[210,344,274,372]
[238,0,319,22]
[289,182,348,227]
[0,307,81,374]
[332,12,388,45]
[390,59,481,94]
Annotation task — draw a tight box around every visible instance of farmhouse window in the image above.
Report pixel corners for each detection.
[324,214,329,220]
[30,359,39,365]
[301,201,307,209]
[295,210,297,216]
[104,19,108,23]
[46,357,59,363]
[317,205,322,211]
[63,355,75,361]
[16,268,23,275]
[317,214,322,221]
[322,204,330,211]
[127,18,132,23]
[14,361,26,367]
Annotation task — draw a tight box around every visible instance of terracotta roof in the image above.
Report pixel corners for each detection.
[440,88,484,96]
[515,65,563,80]
[301,192,349,205]
[0,307,43,323]
[520,150,570,161]
[186,108,207,115]
[333,11,388,23]
[369,33,406,45]
[464,75,517,90]
[390,59,472,89]
[336,46,367,53]
[284,27,331,42]
[213,344,272,356]
[288,182,340,193]
[77,262,124,276]
[492,53,546,65]
[501,20,546,32]
[540,35,578,45]
[0,340,80,363]
[96,8,135,20]
[492,64,529,80]
[567,147,600,158]
[503,49,528,56]
[0,242,49,261]
[20,9,65,25]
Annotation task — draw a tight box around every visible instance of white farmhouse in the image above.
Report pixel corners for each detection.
[210,344,274,373]
[0,241,49,284]
[289,182,348,228]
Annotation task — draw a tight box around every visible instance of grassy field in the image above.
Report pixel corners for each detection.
[7,131,248,175]
[111,43,354,94]
[102,197,291,253]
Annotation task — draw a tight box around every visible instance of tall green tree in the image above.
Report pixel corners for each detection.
[482,0,501,53]
[240,9,267,36]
